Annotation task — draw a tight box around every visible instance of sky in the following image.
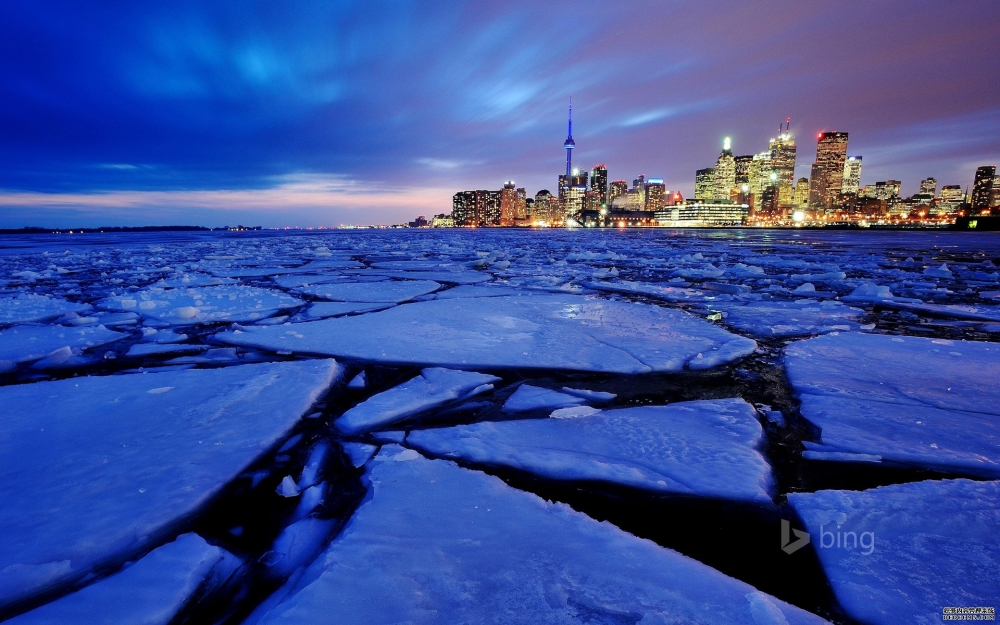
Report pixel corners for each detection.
[1,0,999,228]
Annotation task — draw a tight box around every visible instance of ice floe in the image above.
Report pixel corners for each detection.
[0,294,91,326]
[295,279,441,303]
[101,285,302,324]
[248,448,825,625]
[501,384,587,412]
[0,359,340,611]
[407,398,773,502]
[785,333,1000,476]
[788,479,1000,625]
[302,301,394,319]
[335,368,500,434]
[7,533,240,625]
[708,300,866,337]
[218,293,757,374]
[0,324,127,364]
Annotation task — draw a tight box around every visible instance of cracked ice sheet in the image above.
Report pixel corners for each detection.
[709,300,866,338]
[217,294,757,374]
[7,534,239,625]
[788,479,1000,625]
[101,285,303,325]
[407,398,773,503]
[0,359,340,612]
[295,280,441,303]
[248,448,825,625]
[0,325,127,363]
[335,368,500,434]
[785,333,1000,476]
[0,294,91,326]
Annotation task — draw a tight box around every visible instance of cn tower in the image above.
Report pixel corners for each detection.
[564,95,575,176]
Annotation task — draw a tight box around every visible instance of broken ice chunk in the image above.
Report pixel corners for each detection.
[247,447,821,624]
[501,385,585,413]
[408,398,773,502]
[334,368,500,434]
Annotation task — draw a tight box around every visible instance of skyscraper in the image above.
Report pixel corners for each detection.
[632,174,646,206]
[793,178,810,209]
[590,165,608,207]
[769,119,797,187]
[734,155,753,185]
[713,137,736,200]
[748,152,772,200]
[695,168,714,201]
[842,156,863,195]
[808,131,849,209]
[515,187,527,220]
[500,182,517,226]
[919,177,938,197]
[608,180,628,206]
[452,191,476,226]
[645,179,666,211]
[563,95,575,177]
[972,165,996,210]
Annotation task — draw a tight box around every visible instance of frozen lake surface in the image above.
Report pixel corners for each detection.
[1,228,998,623]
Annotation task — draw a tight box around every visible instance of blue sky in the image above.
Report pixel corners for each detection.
[1,0,998,227]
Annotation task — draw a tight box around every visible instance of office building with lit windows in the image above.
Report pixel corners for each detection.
[808,131,849,209]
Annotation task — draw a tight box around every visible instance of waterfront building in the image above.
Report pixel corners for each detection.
[842,156,863,195]
[591,165,608,207]
[500,182,518,226]
[972,166,996,210]
[734,155,753,185]
[769,119,796,187]
[655,200,749,227]
[808,131,849,209]
[645,179,666,211]
[608,180,628,205]
[919,177,937,197]
[713,137,736,200]
[794,178,810,209]
[695,168,714,201]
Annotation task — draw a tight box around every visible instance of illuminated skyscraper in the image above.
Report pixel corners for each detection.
[452,191,476,226]
[590,165,608,207]
[972,165,996,210]
[808,131,849,209]
[476,190,502,226]
[919,177,937,197]
[734,155,753,185]
[713,137,736,200]
[769,119,796,187]
[695,168,714,201]
[571,169,589,189]
[608,180,628,206]
[748,152,772,199]
[645,179,666,211]
[842,156,863,195]
[515,187,527,220]
[794,178,810,209]
[500,182,517,226]
[632,174,646,206]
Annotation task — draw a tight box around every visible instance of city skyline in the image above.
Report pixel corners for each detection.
[1,1,1000,227]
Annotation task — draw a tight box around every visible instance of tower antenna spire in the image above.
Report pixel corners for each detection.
[563,94,576,177]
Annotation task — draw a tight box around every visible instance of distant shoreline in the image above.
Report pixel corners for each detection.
[0,219,997,234]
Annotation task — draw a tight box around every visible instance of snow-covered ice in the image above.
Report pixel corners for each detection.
[785,333,1000,476]
[408,398,773,502]
[302,301,394,319]
[501,384,586,413]
[218,293,758,374]
[0,295,91,326]
[0,324,127,364]
[248,447,826,625]
[0,359,340,610]
[710,300,866,337]
[6,533,240,625]
[101,285,303,324]
[295,279,441,303]
[335,367,500,434]
[788,479,1000,625]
